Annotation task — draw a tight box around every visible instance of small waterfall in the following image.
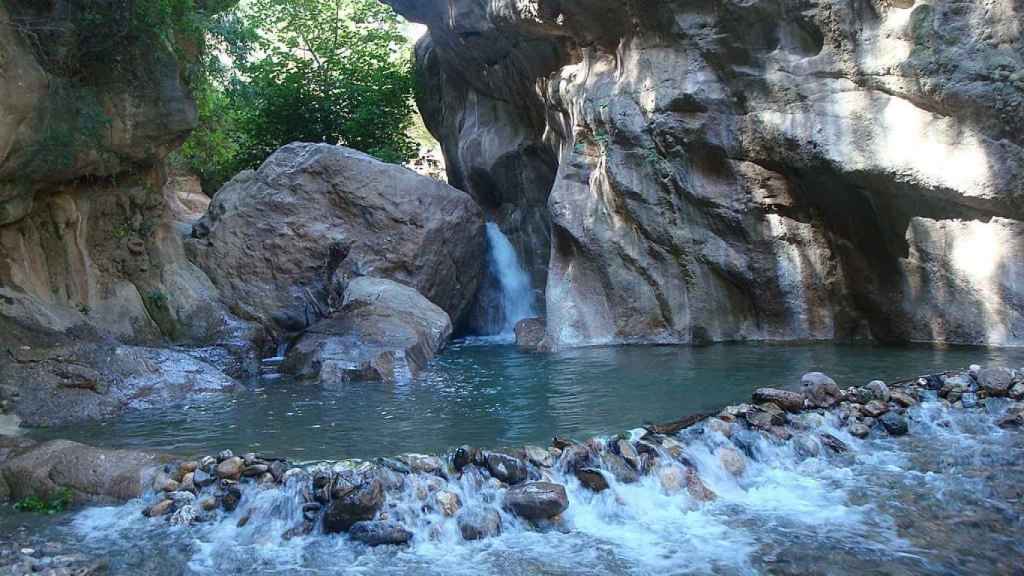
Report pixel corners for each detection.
[485,222,536,335]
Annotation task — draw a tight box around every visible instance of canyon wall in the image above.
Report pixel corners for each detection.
[387,0,1024,348]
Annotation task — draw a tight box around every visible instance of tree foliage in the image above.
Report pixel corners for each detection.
[178,0,417,192]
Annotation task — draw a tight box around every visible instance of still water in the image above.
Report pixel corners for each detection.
[28,341,1024,460]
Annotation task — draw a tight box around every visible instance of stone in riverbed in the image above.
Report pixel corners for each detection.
[143,499,173,518]
[801,373,842,408]
[484,452,528,485]
[452,445,479,472]
[658,466,687,495]
[323,480,384,533]
[524,445,556,468]
[558,444,594,471]
[863,400,889,418]
[1009,382,1024,400]
[890,390,917,408]
[614,439,641,471]
[718,447,746,476]
[848,422,870,438]
[575,468,610,492]
[192,469,215,488]
[685,468,716,502]
[514,317,546,350]
[348,521,412,546]
[820,433,850,453]
[216,457,244,481]
[602,452,639,484]
[978,368,1014,397]
[752,388,805,412]
[866,380,890,403]
[879,412,909,436]
[220,485,242,512]
[434,490,461,517]
[457,507,502,540]
[503,482,569,520]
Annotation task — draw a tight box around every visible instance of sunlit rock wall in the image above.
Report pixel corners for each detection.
[387,0,1024,347]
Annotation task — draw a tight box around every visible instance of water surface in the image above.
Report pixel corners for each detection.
[28,341,1024,460]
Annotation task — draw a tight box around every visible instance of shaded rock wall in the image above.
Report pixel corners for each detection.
[387,0,1024,348]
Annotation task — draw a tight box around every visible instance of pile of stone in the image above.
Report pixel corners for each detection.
[137,365,1024,548]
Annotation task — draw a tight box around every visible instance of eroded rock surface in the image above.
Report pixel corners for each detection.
[188,143,486,332]
[387,0,1024,348]
[283,277,453,383]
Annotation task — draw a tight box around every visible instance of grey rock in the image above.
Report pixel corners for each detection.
[503,482,569,520]
[866,381,891,403]
[514,318,547,350]
[483,452,528,485]
[802,373,842,409]
[457,507,502,540]
[752,388,805,413]
[323,480,384,533]
[880,412,910,436]
[348,521,412,546]
[575,468,609,492]
[978,368,1014,397]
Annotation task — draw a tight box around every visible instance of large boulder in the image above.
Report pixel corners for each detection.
[503,482,569,520]
[387,0,1024,348]
[188,143,486,331]
[282,277,452,383]
[0,439,169,504]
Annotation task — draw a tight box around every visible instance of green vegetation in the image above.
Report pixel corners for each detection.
[177,0,418,193]
[13,489,73,515]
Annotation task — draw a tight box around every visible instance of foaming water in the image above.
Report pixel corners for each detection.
[28,342,1024,460]
[31,395,1024,575]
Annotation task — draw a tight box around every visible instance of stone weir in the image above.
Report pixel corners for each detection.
[2,364,1022,574]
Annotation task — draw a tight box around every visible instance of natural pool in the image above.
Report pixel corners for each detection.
[27,340,1024,460]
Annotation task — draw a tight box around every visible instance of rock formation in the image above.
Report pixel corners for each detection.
[385,0,1024,348]
[187,143,486,333]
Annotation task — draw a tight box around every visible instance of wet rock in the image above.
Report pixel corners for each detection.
[168,491,196,508]
[199,456,216,471]
[143,499,174,518]
[349,521,412,546]
[801,373,842,408]
[602,452,639,484]
[706,418,733,438]
[514,317,546,350]
[457,507,502,540]
[820,433,849,453]
[614,439,641,470]
[220,485,242,512]
[192,469,215,488]
[559,444,593,472]
[484,452,528,485]
[217,450,234,462]
[1010,382,1024,400]
[866,380,890,403]
[524,445,556,468]
[575,468,610,492]
[199,497,219,512]
[503,482,569,520]
[978,367,1014,397]
[397,454,445,477]
[283,521,315,540]
[242,464,269,478]
[890,390,917,408]
[880,412,909,436]
[179,472,196,493]
[216,457,244,481]
[658,466,687,495]
[862,400,889,418]
[159,478,180,493]
[718,446,747,476]
[744,406,781,430]
[685,469,716,502]
[269,461,288,483]
[848,422,870,439]
[752,388,805,413]
[435,490,462,517]
[323,479,384,533]
[180,461,199,474]
[794,436,821,459]
[452,445,479,472]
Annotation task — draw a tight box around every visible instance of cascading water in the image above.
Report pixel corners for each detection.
[484,222,537,336]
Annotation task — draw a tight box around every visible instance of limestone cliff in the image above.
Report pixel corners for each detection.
[387,0,1024,348]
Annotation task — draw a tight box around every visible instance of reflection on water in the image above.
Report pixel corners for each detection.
[28,341,1024,460]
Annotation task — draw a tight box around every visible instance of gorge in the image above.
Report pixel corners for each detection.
[0,0,1023,574]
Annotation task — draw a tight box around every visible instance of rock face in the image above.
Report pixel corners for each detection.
[386,0,1024,348]
[188,143,486,332]
[283,277,453,383]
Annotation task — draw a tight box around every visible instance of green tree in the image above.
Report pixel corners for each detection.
[178,0,417,192]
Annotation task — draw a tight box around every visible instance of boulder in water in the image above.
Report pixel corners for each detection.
[323,479,384,533]
[514,318,547,350]
[718,447,746,476]
[216,457,244,481]
[503,482,569,519]
[866,380,891,403]
[457,507,502,540]
[348,521,413,546]
[801,373,842,408]
[524,445,556,468]
[575,468,610,492]
[483,452,529,485]
[752,388,805,413]
[862,400,889,418]
[978,368,1014,397]
[879,412,909,436]
[602,452,639,484]
[283,278,453,383]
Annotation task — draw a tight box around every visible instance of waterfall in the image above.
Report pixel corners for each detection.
[485,222,536,335]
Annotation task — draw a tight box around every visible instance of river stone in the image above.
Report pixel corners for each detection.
[220,485,242,512]
[880,412,909,436]
[323,480,384,533]
[216,457,244,481]
[242,464,269,478]
[484,452,528,485]
[397,454,445,476]
[794,436,821,459]
[820,433,850,453]
[890,390,917,408]
[192,469,215,488]
[514,317,546,350]
[457,507,502,540]
[348,521,412,546]
[452,445,479,472]
[866,380,891,403]
[801,373,842,408]
[199,497,219,512]
[978,368,1014,397]
[602,452,639,484]
[615,439,641,470]
[503,482,569,520]
[559,444,593,472]
[1010,382,1024,400]
[863,400,889,418]
[752,388,805,413]
[143,499,174,518]
[217,450,234,462]
[575,468,610,492]
[718,447,746,476]
[706,418,733,438]
[524,445,556,468]
[435,490,462,517]
[658,466,687,495]
[685,469,716,502]
[848,422,870,439]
